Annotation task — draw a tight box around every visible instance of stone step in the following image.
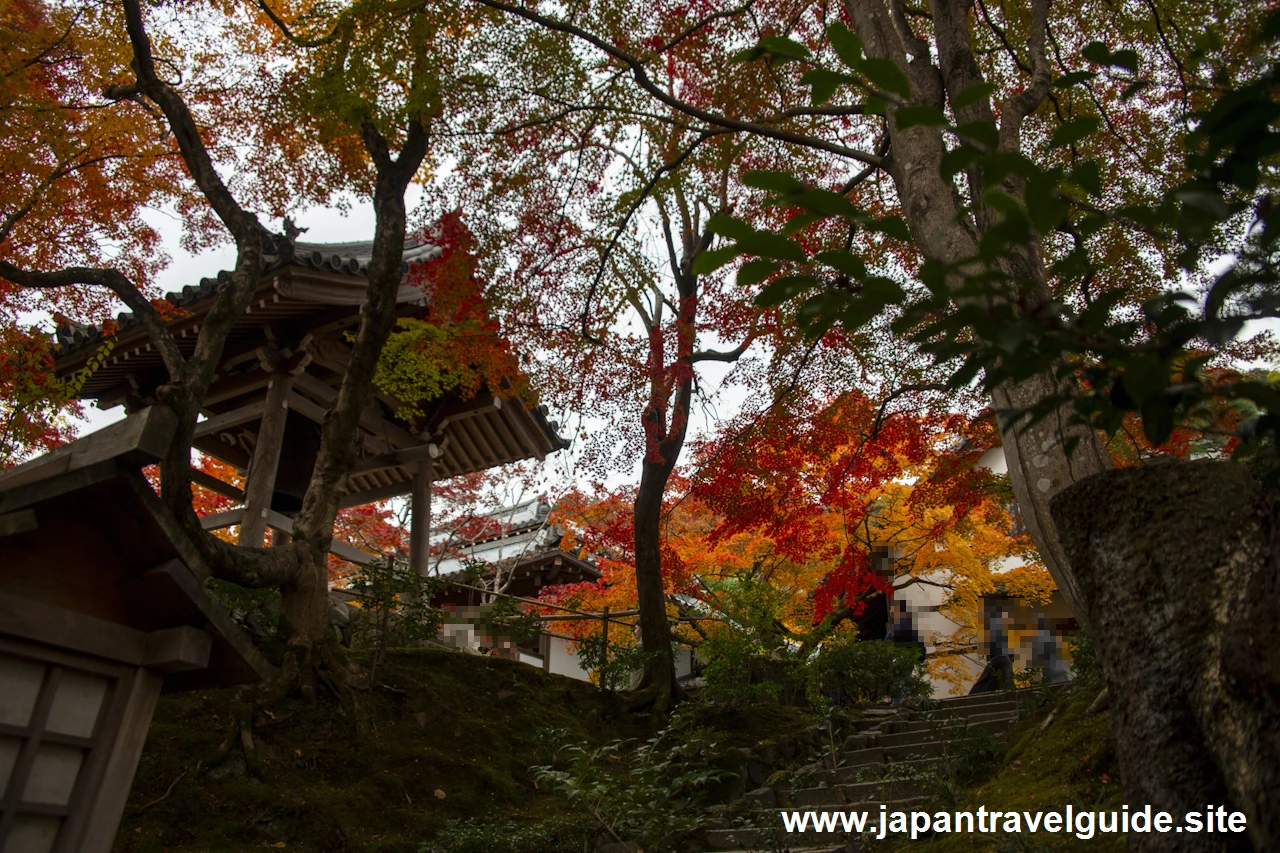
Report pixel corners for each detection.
[882,738,966,761]
[894,709,1014,732]
[918,699,1019,720]
[786,778,925,808]
[801,755,945,789]
[931,682,1071,709]
[871,717,1011,751]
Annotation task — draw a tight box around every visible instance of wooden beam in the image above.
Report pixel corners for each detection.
[142,626,213,673]
[201,507,245,530]
[291,370,419,449]
[283,389,328,425]
[351,441,440,475]
[0,405,178,492]
[338,479,412,508]
[194,399,266,439]
[238,373,292,546]
[202,371,272,407]
[500,403,547,461]
[460,416,500,466]
[448,420,487,471]
[262,510,377,566]
[189,468,244,502]
[409,457,433,576]
[0,509,38,537]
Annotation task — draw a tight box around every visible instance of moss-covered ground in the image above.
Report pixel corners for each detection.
[111,647,1124,853]
[111,649,819,853]
[889,685,1124,853]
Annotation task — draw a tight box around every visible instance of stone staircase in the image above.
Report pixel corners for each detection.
[697,690,1032,853]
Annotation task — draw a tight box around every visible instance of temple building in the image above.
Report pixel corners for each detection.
[52,238,568,574]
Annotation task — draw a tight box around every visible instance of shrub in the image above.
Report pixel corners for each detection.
[803,636,930,706]
[420,815,590,853]
[530,707,735,850]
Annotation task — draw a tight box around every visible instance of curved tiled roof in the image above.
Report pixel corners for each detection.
[53,237,439,355]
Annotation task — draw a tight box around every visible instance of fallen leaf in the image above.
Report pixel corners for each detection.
[295,749,303,757]
[434,789,446,800]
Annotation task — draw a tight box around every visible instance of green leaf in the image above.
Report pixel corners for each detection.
[743,170,806,194]
[1140,396,1175,447]
[728,46,765,64]
[894,105,948,129]
[861,275,906,305]
[956,120,999,150]
[692,246,742,274]
[1048,116,1100,148]
[1122,354,1166,406]
[1070,161,1103,197]
[1121,79,1151,101]
[706,214,756,242]
[789,188,862,219]
[1054,70,1097,88]
[980,151,1037,187]
[737,259,780,287]
[748,232,808,263]
[868,216,911,241]
[755,275,819,307]
[780,210,825,236]
[860,58,911,98]
[1110,49,1140,72]
[953,81,996,112]
[1081,41,1111,65]
[940,146,981,179]
[814,250,867,279]
[758,35,811,62]
[826,22,864,70]
[802,69,854,105]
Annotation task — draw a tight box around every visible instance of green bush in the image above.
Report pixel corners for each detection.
[530,707,735,850]
[1066,626,1103,687]
[419,814,590,853]
[803,636,930,706]
[699,628,787,703]
[572,635,661,691]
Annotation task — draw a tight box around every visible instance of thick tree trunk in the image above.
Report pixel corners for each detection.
[839,0,1114,620]
[991,374,1113,617]
[284,130,424,682]
[1051,462,1280,853]
[634,456,680,710]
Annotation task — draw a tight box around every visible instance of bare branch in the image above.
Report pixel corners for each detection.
[998,0,1052,151]
[692,337,755,363]
[0,260,185,376]
[121,0,258,239]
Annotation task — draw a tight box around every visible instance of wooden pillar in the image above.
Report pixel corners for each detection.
[238,373,292,547]
[409,454,433,575]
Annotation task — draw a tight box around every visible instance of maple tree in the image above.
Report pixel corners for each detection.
[0,0,449,704]
[458,0,1275,628]
[544,389,1044,695]
[447,6,1279,833]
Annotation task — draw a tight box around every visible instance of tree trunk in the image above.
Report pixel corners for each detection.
[991,373,1113,617]
[1051,461,1280,853]
[634,454,680,710]
[841,0,1114,620]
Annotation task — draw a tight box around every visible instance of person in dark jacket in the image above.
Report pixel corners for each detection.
[885,599,926,705]
[969,601,1014,694]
